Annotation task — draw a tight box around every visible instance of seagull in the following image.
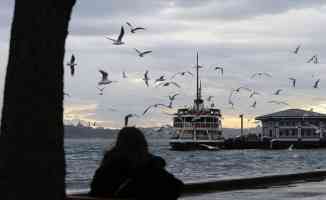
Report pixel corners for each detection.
[274,89,283,95]
[64,92,70,97]
[124,113,139,127]
[154,75,166,83]
[126,22,145,33]
[66,54,77,76]
[230,87,252,98]
[268,100,289,106]
[251,72,272,79]
[98,70,117,85]
[107,107,118,112]
[168,93,179,108]
[171,71,193,79]
[143,104,170,115]
[134,48,152,57]
[313,79,320,88]
[207,96,214,102]
[143,70,150,87]
[228,98,234,108]
[122,70,127,78]
[250,101,257,108]
[157,81,181,88]
[213,66,224,78]
[307,55,318,64]
[193,64,205,69]
[293,45,301,54]
[169,93,179,101]
[105,26,125,45]
[93,121,96,127]
[289,77,296,88]
[96,86,106,95]
[249,91,260,98]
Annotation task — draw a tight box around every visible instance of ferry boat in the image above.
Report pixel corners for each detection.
[169,53,224,150]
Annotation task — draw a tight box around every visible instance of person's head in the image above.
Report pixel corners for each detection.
[115,126,148,154]
[105,127,149,167]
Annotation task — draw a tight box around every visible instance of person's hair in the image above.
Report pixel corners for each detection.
[103,127,150,168]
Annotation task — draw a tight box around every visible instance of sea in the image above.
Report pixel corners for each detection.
[65,138,326,199]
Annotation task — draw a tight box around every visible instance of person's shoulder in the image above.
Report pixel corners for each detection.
[149,154,166,168]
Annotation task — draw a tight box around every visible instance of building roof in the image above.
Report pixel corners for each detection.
[255,109,326,120]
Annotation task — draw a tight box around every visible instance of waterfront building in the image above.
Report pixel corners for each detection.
[255,109,326,148]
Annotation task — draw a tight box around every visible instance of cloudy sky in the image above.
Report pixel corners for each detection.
[1,0,326,128]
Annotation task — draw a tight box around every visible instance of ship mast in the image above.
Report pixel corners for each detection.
[194,52,203,111]
[196,52,199,102]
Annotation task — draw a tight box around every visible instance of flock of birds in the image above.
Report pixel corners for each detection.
[227,45,321,113]
[65,23,323,128]
[65,22,192,127]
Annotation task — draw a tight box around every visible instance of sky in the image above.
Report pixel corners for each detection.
[1,0,326,129]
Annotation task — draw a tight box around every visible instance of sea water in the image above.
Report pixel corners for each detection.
[65,138,326,198]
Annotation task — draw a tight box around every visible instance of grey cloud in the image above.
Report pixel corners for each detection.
[173,0,326,21]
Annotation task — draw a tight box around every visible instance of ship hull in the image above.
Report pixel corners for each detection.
[169,139,224,151]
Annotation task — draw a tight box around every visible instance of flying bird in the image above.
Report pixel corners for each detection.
[230,87,252,98]
[249,91,260,98]
[228,98,234,108]
[288,77,296,88]
[134,48,152,57]
[250,101,257,108]
[126,22,145,33]
[66,54,77,76]
[124,113,139,127]
[96,86,107,95]
[158,81,181,88]
[268,100,289,106]
[207,95,214,102]
[307,55,318,64]
[274,89,283,95]
[105,26,125,45]
[251,72,272,79]
[171,71,193,79]
[313,79,320,88]
[236,87,252,92]
[122,70,127,78]
[154,75,166,83]
[143,104,170,115]
[143,70,150,87]
[98,70,117,85]
[293,45,301,54]
[213,66,224,78]
[168,93,179,108]
[64,92,70,97]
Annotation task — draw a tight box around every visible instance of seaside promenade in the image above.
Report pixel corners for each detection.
[68,170,326,200]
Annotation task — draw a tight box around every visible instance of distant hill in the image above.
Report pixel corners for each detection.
[64,124,119,139]
[64,124,261,139]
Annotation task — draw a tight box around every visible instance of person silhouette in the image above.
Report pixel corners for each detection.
[89,127,183,199]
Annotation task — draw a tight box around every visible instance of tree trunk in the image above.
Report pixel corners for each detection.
[0,1,75,200]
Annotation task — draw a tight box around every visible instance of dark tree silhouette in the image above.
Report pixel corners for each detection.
[0,1,75,200]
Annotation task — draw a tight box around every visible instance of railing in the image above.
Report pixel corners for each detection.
[173,122,221,129]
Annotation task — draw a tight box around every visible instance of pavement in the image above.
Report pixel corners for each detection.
[181,180,326,200]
